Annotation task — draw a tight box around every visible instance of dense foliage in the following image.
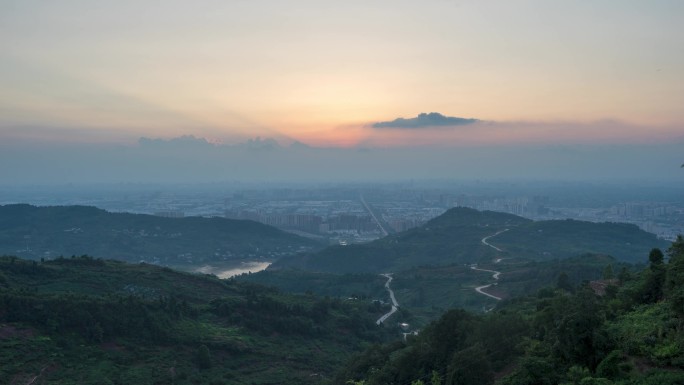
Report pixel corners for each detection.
[273,208,667,273]
[336,236,684,385]
[0,204,321,266]
[494,220,666,263]
[238,269,389,300]
[244,252,637,327]
[0,255,390,384]
[0,204,678,384]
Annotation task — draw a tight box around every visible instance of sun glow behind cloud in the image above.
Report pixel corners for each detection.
[1,1,683,151]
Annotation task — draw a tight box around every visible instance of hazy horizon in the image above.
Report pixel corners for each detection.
[0,132,681,185]
[1,1,683,184]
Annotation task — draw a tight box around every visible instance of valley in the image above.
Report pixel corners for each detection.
[0,203,680,384]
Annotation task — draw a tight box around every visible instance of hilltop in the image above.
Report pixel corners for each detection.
[272,207,667,273]
[0,204,321,266]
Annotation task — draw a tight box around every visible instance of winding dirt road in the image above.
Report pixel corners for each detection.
[470,265,502,301]
[376,229,509,322]
[471,229,509,301]
[376,273,399,325]
[480,229,509,251]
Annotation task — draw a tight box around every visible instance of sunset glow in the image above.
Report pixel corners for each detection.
[1,1,683,184]
[1,1,683,148]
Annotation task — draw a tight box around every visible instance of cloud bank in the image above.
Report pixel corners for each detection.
[372,112,479,129]
[0,133,682,185]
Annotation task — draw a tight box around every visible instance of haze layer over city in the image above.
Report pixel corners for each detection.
[2,1,682,245]
[1,2,682,239]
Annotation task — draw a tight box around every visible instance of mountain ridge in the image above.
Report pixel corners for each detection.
[0,204,321,266]
[272,207,667,273]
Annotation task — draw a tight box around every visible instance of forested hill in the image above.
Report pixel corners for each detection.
[271,207,527,273]
[0,204,321,266]
[335,237,684,385]
[272,207,667,273]
[0,255,390,384]
[492,218,667,263]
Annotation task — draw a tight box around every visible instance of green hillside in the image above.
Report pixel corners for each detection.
[0,204,321,266]
[493,219,667,263]
[244,252,630,327]
[0,255,390,384]
[239,269,389,300]
[272,207,528,273]
[335,237,684,385]
[272,207,666,273]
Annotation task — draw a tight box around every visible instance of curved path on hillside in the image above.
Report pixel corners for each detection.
[376,273,399,325]
[471,229,509,302]
[481,228,509,252]
[470,265,502,301]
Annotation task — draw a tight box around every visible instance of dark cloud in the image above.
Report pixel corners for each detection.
[372,112,478,129]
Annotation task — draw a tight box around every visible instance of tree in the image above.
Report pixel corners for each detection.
[566,365,591,385]
[595,350,623,380]
[557,272,574,292]
[665,236,684,318]
[425,309,475,368]
[501,356,558,385]
[430,370,442,385]
[602,265,614,280]
[446,344,492,385]
[553,287,608,370]
[617,267,631,284]
[196,345,212,369]
[649,248,664,265]
[641,248,666,304]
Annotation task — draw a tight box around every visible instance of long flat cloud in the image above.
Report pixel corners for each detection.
[372,112,479,129]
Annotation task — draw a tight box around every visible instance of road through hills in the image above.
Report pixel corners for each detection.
[376,273,399,325]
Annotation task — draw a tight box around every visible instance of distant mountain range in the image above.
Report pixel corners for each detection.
[0,204,668,275]
[272,207,668,273]
[0,204,321,265]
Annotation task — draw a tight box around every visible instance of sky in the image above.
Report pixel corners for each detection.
[1,1,683,183]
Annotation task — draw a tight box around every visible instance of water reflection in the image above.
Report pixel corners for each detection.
[195,261,271,279]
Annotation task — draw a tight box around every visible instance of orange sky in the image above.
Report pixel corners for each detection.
[1,1,683,147]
